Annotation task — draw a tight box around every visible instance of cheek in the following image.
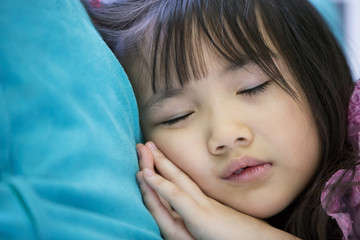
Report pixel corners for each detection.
[147,130,204,175]
[268,99,321,175]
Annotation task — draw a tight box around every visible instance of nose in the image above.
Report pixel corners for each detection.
[207,119,253,155]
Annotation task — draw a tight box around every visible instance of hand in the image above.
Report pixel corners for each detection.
[136,142,194,240]
[136,142,300,240]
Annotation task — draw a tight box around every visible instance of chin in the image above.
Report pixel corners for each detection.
[239,203,288,220]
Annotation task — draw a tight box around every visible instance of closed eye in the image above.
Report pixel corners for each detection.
[237,81,270,96]
[161,112,193,126]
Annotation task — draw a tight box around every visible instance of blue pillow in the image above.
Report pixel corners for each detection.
[0,0,161,239]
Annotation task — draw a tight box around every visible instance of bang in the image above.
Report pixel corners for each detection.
[124,0,294,95]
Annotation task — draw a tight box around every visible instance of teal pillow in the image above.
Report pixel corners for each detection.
[0,0,161,239]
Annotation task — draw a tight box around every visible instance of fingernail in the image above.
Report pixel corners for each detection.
[144,168,154,177]
[146,141,158,151]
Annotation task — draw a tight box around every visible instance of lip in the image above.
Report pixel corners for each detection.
[221,156,272,183]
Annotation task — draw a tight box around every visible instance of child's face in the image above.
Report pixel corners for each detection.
[133,57,321,219]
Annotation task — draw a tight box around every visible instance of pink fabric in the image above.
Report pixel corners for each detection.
[321,80,360,240]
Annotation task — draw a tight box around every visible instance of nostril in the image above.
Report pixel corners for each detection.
[236,137,246,142]
[216,145,225,151]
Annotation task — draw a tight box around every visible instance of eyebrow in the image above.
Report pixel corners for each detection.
[141,88,186,113]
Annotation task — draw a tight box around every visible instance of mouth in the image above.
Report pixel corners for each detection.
[221,156,272,182]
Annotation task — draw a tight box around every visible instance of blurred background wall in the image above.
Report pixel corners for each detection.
[334,0,360,80]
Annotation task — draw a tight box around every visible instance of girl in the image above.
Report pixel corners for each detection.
[82,0,360,239]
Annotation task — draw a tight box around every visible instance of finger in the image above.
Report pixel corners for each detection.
[137,171,195,240]
[141,170,177,216]
[139,171,184,231]
[137,171,174,222]
[142,168,205,229]
[138,143,196,214]
[145,142,205,201]
[137,143,155,171]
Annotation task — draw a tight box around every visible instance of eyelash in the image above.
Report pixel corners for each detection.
[237,81,270,96]
[161,112,193,126]
[161,81,270,126]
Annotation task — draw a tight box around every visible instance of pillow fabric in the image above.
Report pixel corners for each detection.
[0,0,161,239]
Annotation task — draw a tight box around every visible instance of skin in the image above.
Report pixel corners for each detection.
[132,55,321,239]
